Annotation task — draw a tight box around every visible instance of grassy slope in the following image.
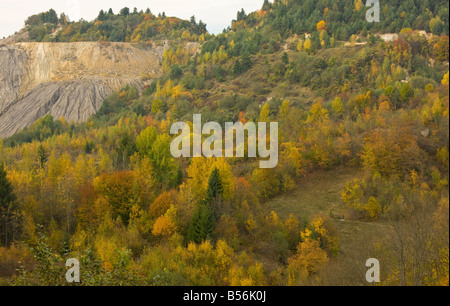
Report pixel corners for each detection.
[265,166,387,256]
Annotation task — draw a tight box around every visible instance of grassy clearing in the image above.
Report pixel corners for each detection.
[266,166,360,220]
[265,166,386,254]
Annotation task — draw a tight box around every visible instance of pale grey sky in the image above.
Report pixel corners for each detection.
[0,0,264,39]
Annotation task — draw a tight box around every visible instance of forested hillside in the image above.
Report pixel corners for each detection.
[13,0,449,44]
[20,8,206,43]
[0,1,448,286]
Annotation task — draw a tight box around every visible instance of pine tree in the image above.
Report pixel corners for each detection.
[190,15,197,25]
[237,9,246,21]
[120,7,130,16]
[233,59,242,76]
[36,144,48,169]
[0,164,20,247]
[241,52,253,72]
[198,20,207,34]
[282,52,289,66]
[205,168,223,204]
[97,10,106,21]
[187,168,223,243]
[187,204,215,243]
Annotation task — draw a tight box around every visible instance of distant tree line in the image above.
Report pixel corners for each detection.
[24,8,207,43]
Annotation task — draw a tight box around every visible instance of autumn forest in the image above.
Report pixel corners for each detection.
[0,0,449,286]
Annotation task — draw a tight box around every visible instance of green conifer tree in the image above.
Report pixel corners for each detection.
[0,164,20,246]
[187,168,223,243]
[205,168,223,204]
[187,204,215,243]
[36,144,48,169]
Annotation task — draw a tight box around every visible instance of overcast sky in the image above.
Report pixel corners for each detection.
[0,0,264,39]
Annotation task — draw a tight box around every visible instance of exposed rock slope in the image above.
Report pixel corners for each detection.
[0,42,165,138]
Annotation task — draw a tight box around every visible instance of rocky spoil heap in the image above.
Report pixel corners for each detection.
[0,41,165,138]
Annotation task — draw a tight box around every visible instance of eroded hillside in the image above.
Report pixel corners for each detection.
[0,41,167,137]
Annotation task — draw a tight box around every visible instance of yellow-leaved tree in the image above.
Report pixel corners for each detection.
[152,205,178,238]
[287,239,328,285]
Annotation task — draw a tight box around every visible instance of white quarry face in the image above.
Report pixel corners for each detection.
[0,42,167,138]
